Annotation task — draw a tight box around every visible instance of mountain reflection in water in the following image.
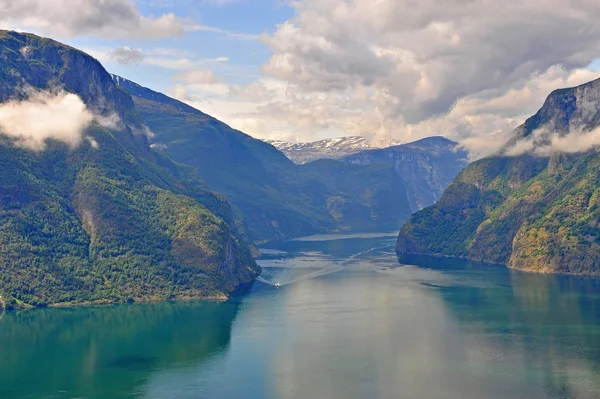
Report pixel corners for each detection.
[2,233,600,399]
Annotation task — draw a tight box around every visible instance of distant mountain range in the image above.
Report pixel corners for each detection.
[344,137,469,212]
[265,136,404,164]
[265,136,468,212]
[111,75,468,241]
[112,75,414,240]
[397,77,600,275]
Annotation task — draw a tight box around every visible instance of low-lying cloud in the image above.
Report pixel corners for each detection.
[505,127,600,157]
[0,90,94,151]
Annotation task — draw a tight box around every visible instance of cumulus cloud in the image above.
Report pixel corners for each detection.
[200,0,600,158]
[0,0,186,39]
[0,90,119,151]
[108,47,145,65]
[174,70,225,84]
[262,1,600,117]
[188,66,593,158]
[0,90,93,151]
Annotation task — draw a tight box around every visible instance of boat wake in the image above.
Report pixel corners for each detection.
[257,265,343,287]
[257,239,396,287]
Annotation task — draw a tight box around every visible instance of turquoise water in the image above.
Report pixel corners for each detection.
[2,233,600,398]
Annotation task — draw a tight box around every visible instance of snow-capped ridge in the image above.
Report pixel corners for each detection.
[264,136,404,164]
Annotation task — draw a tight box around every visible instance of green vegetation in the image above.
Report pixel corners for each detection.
[0,31,259,308]
[0,301,240,397]
[398,151,600,275]
[397,77,600,275]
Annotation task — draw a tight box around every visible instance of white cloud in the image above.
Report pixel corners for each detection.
[1,0,187,39]
[549,129,600,154]
[215,0,600,158]
[172,66,595,158]
[108,47,145,65]
[174,70,225,84]
[145,56,229,70]
[0,90,94,151]
[187,24,259,41]
[504,126,600,157]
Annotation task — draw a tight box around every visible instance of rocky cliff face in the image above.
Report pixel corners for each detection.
[505,77,600,148]
[0,31,259,308]
[344,137,469,211]
[397,77,600,275]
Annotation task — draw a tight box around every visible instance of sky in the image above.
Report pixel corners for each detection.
[2,0,600,158]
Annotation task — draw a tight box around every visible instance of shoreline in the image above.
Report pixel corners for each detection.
[5,296,229,312]
[396,250,600,277]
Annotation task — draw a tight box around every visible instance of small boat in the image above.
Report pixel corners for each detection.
[275,282,281,288]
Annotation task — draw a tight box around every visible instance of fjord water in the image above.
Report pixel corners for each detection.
[2,234,600,399]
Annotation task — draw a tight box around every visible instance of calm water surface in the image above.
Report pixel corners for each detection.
[2,233,600,398]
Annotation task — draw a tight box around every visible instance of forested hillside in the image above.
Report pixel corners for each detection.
[0,31,259,308]
[397,78,600,275]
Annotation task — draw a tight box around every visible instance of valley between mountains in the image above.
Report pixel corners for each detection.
[0,30,466,308]
[1,28,600,310]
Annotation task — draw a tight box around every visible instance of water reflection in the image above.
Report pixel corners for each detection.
[400,254,600,398]
[3,235,600,399]
[139,236,600,399]
[0,300,241,399]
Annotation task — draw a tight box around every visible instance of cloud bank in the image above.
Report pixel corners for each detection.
[0,90,94,151]
[257,1,600,156]
[1,0,186,39]
[168,0,600,160]
[505,127,600,157]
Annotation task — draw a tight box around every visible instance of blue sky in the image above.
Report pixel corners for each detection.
[67,0,293,91]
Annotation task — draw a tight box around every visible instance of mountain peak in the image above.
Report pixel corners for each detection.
[0,30,129,115]
[504,74,600,152]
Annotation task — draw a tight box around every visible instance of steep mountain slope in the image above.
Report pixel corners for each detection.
[0,31,259,308]
[113,75,413,240]
[397,77,600,275]
[344,137,469,211]
[264,136,404,164]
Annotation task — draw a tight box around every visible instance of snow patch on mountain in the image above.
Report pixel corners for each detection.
[264,136,404,164]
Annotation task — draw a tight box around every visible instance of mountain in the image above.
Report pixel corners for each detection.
[397,77,600,275]
[0,31,259,309]
[112,75,414,240]
[265,136,404,164]
[344,137,469,211]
